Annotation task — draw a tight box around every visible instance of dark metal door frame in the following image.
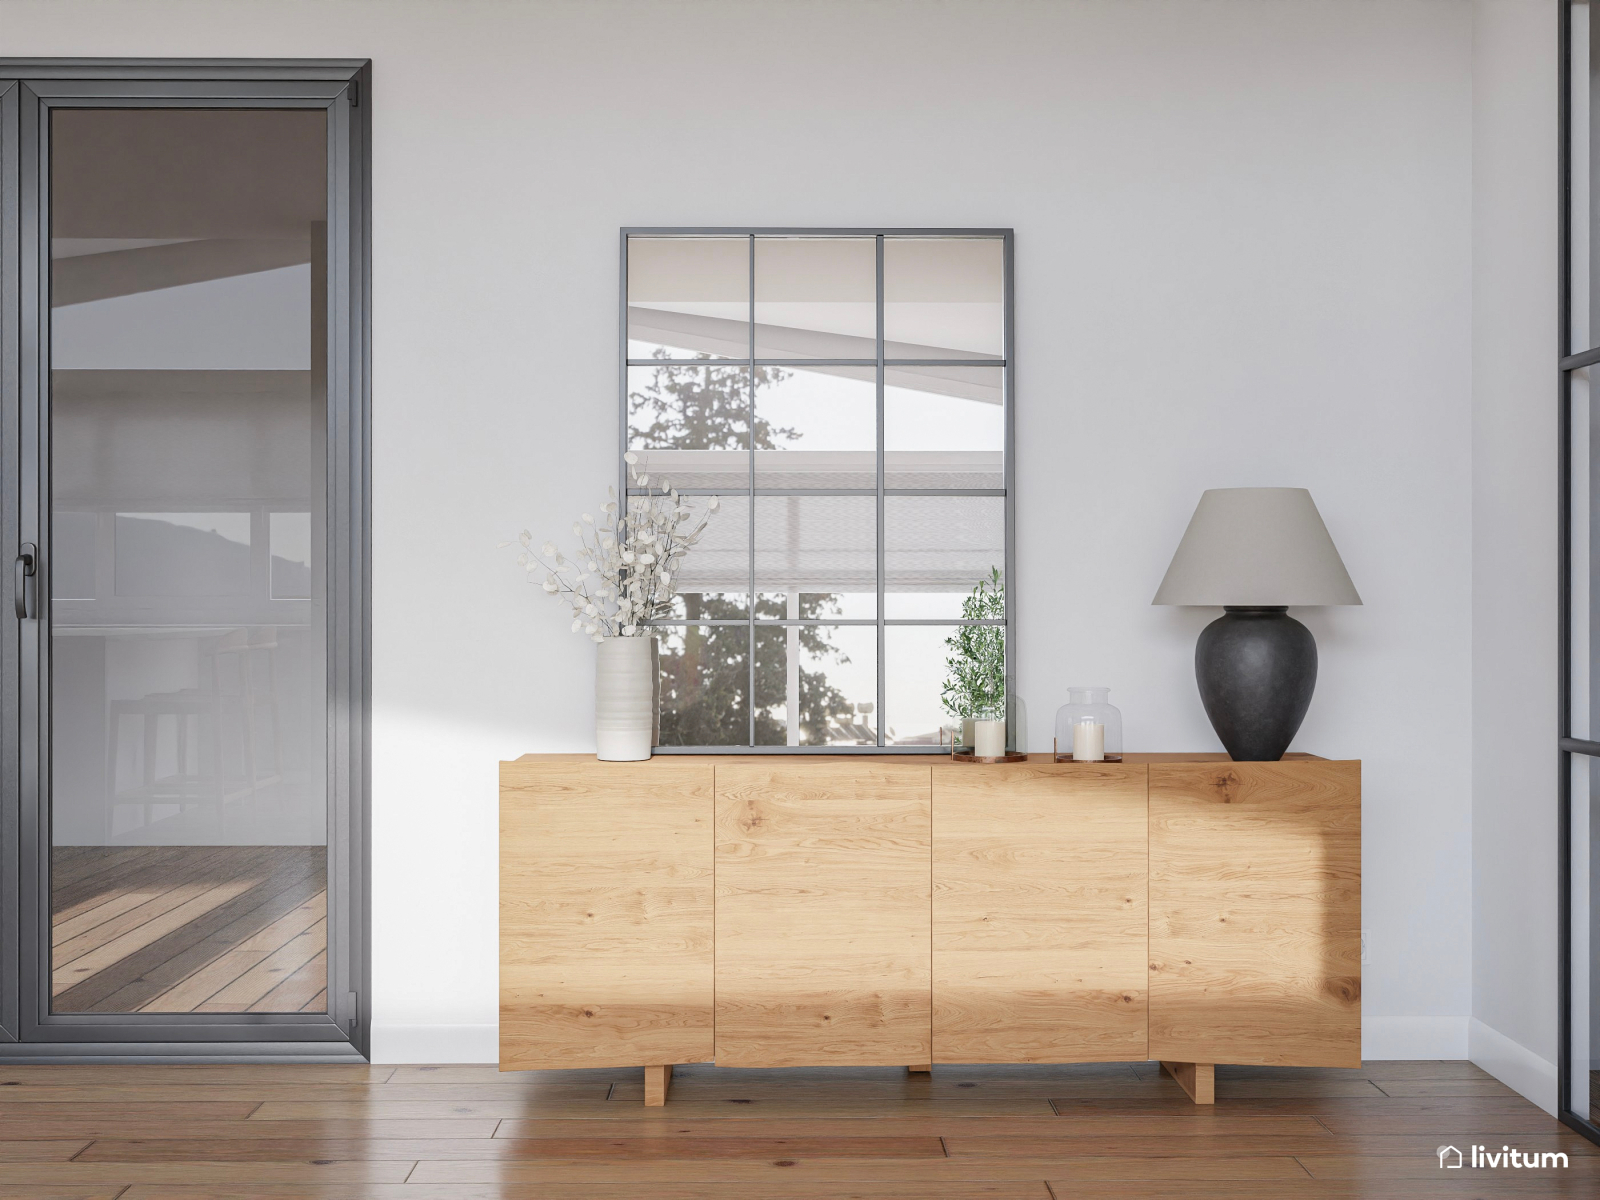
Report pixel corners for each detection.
[0,58,371,1061]
[1559,1,1600,1147]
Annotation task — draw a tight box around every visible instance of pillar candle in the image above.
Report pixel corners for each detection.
[1073,720,1105,762]
[973,718,1006,758]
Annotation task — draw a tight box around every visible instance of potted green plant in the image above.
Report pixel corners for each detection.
[941,568,1006,751]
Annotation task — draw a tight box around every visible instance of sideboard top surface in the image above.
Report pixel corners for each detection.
[505,751,1334,766]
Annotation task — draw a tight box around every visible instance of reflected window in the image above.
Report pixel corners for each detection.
[624,230,1012,749]
[115,512,252,597]
[270,511,313,599]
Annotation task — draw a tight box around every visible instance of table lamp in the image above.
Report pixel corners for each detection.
[1153,488,1361,761]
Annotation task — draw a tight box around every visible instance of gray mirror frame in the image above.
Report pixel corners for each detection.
[621,227,1017,754]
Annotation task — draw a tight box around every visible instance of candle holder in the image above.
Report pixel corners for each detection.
[951,708,1026,764]
[951,743,1028,765]
[1053,687,1124,763]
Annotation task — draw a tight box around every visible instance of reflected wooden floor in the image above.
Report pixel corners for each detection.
[51,845,326,1013]
[0,1060,1593,1197]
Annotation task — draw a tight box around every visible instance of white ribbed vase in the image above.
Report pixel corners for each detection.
[595,635,658,761]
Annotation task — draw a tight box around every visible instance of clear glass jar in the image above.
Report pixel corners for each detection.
[1054,687,1123,762]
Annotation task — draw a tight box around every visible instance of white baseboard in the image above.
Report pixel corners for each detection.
[369,1023,498,1064]
[1362,1015,1468,1060]
[1469,1017,1557,1116]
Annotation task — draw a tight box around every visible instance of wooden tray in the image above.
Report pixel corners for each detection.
[950,750,1029,765]
[1052,737,1123,764]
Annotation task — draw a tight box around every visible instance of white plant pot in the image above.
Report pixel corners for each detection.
[961,718,975,749]
[596,635,658,761]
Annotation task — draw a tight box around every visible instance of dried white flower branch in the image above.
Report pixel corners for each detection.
[505,453,719,643]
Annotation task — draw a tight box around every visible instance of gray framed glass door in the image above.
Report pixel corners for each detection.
[0,60,369,1057]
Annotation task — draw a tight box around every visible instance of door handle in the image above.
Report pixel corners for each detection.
[14,543,36,620]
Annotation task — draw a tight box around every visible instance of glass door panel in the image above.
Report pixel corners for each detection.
[1575,760,1599,1125]
[48,109,329,1014]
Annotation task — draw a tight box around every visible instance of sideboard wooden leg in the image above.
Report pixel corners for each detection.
[644,1064,674,1106]
[907,1064,932,1073]
[1159,1060,1215,1104]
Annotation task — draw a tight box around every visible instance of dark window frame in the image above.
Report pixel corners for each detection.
[0,58,371,1060]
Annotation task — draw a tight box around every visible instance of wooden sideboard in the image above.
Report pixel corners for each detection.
[500,753,1360,1105]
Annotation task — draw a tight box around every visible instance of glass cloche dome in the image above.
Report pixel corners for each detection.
[1054,687,1123,762]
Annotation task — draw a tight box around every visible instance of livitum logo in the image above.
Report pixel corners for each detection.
[1436,1143,1570,1169]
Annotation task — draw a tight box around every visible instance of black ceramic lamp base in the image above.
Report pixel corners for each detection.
[1195,606,1317,762]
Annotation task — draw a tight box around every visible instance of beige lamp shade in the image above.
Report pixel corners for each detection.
[1152,488,1361,607]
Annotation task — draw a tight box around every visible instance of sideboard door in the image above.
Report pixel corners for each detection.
[932,762,1150,1064]
[1148,760,1361,1068]
[499,756,715,1070]
[715,760,932,1068]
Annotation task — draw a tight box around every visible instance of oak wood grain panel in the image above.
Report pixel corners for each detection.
[1298,1153,1600,1180]
[714,760,933,1068]
[489,1113,1332,1137]
[0,1142,91,1162]
[0,1058,1566,1198]
[0,1164,417,1185]
[0,1119,499,1140]
[931,762,1148,1064]
[72,1136,943,1161]
[500,755,715,1070]
[408,1155,1311,1184]
[0,1082,606,1105]
[1149,760,1361,1068]
[254,1096,1052,1120]
[604,1075,1134,1103]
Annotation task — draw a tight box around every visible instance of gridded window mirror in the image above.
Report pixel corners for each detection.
[621,229,1014,751]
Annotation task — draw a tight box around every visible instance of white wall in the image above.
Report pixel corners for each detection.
[0,0,1485,1066]
[1470,0,1560,1115]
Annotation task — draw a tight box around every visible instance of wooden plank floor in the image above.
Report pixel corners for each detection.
[50,846,327,1014]
[0,1060,1593,1197]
